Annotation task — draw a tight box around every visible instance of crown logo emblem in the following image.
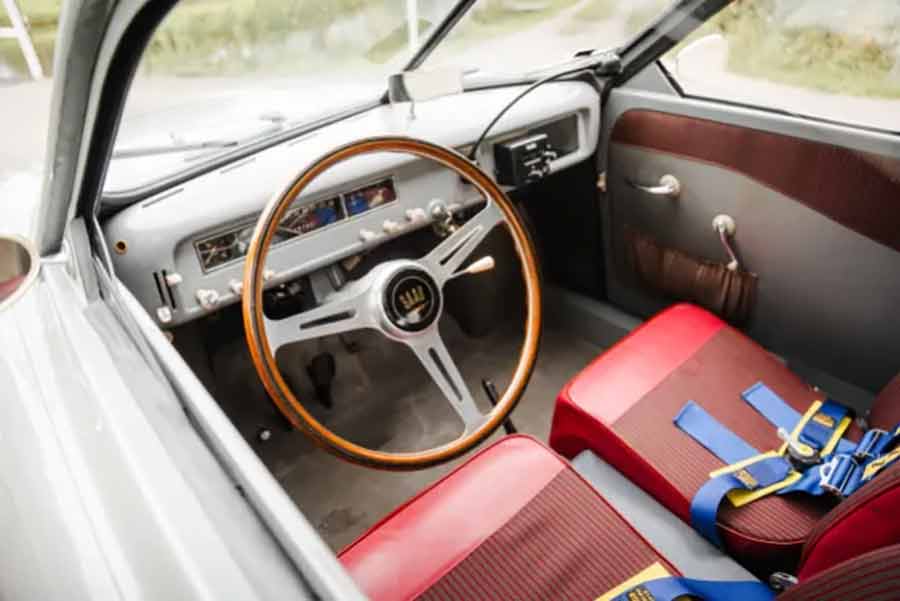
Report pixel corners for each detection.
[398,285,427,312]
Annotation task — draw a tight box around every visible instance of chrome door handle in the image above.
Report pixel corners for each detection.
[626,174,681,199]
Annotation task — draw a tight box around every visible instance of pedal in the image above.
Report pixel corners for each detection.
[339,333,360,354]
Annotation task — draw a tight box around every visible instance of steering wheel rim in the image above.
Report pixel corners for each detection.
[242,136,541,470]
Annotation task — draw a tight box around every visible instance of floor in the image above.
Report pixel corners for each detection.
[200,312,603,551]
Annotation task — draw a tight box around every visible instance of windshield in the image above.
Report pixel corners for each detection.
[106,0,672,194]
[107,0,462,193]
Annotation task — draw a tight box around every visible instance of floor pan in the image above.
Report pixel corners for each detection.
[207,315,602,550]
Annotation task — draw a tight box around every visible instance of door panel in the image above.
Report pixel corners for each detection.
[602,87,900,392]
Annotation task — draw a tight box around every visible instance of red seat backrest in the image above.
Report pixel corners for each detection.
[798,461,900,578]
[781,543,900,600]
[867,374,900,432]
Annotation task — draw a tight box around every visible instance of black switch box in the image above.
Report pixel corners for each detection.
[493,133,556,187]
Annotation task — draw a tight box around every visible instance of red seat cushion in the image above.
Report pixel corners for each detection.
[339,435,680,601]
[549,303,856,574]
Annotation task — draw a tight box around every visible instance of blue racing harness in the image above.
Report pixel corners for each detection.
[594,382,900,601]
[677,382,900,547]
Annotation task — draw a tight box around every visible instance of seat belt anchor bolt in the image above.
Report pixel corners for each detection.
[769,572,798,592]
[777,427,820,466]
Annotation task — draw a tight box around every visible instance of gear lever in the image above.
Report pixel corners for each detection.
[483,378,517,435]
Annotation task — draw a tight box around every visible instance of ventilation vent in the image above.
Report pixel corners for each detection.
[141,187,185,209]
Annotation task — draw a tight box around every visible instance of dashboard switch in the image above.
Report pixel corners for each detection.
[382,219,402,234]
[164,272,183,286]
[229,279,243,295]
[196,288,220,310]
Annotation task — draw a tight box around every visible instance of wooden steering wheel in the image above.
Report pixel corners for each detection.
[242,137,541,470]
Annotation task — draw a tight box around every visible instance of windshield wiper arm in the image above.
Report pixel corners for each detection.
[112,139,240,160]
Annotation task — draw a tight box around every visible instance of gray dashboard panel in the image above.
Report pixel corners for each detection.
[103,82,600,327]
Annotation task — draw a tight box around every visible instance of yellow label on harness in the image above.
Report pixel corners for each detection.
[708,450,802,508]
[863,446,900,480]
[813,412,836,428]
[734,469,758,488]
[596,562,670,601]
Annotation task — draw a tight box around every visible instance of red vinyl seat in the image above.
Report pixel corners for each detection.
[549,303,900,574]
[339,434,900,600]
[340,435,681,601]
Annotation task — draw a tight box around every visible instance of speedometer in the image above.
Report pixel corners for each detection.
[276,196,343,240]
[194,180,395,272]
[194,196,346,272]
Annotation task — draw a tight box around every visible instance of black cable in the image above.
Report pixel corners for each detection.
[466,65,592,163]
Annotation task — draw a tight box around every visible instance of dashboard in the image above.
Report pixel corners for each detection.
[103,81,600,327]
[194,178,396,273]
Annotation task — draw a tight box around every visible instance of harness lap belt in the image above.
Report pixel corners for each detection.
[596,562,774,601]
[674,382,900,547]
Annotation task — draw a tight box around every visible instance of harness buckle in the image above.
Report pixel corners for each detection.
[819,454,858,497]
[854,429,889,461]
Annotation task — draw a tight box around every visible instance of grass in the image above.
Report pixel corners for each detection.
[624,1,668,36]
[465,0,581,34]
[0,0,60,73]
[365,18,432,65]
[669,0,900,99]
[5,0,900,101]
[560,0,665,39]
[572,0,618,22]
[0,0,61,28]
[2,0,396,77]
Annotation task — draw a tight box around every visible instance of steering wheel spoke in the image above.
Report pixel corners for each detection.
[424,201,504,285]
[407,331,486,433]
[264,282,372,352]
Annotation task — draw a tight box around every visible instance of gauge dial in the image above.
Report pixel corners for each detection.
[194,180,396,273]
[196,231,241,271]
[194,196,347,272]
[343,178,396,216]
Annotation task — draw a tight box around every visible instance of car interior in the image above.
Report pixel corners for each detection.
[88,1,900,599]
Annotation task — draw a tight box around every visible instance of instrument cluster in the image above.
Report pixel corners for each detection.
[194,178,396,272]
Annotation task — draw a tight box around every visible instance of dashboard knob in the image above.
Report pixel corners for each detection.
[263,269,276,282]
[156,306,173,324]
[359,229,378,243]
[429,200,450,220]
[405,208,427,223]
[164,272,183,286]
[196,288,220,310]
[382,219,402,234]
[229,279,243,295]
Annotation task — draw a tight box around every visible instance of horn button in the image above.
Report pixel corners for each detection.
[382,268,442,332]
